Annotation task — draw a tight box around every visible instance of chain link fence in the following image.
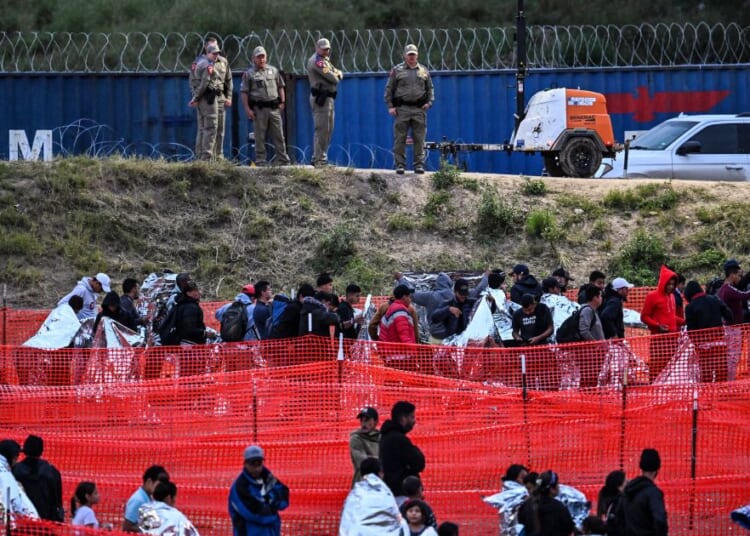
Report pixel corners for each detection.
[1,23,748,74]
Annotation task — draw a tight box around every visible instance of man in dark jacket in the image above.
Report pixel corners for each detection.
[430,279,477,340]
[684,280,733,382]
[12,435,63,522]
[297,292,339,337]
[621,448,668,536]
[174,280,208,377]
[269,283,315,339]
[379,401,425,504]
[509,264,543,305]
[229,445,289,536]
[600,277,634,339]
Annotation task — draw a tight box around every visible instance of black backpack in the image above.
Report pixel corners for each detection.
[220,301,248,342]
[158,305,181,346]
[605,493,627,536]
[555,305,593,343]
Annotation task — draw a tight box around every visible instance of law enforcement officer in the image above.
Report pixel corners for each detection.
[306,38,343,167]
[212,44,233,159]
[189,43,232,160]
[240,46,291,166]
[384,44,434,174]
[189,37,217,156]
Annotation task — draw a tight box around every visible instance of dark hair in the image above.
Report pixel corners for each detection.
[523,471,539,488]
[438,521,459,536]
[726,265,742,277]
[359,457,381,477]
[536,470,559,495]
[488,272,505,289]
[122,278,138,294]
[589,270,606,282]
[71,481,96,517]
[402,475,423,497]
[676,273,686,285]
[153,481,177,502]
[542,277,560,293]
[583,284,602,303]
[315,291,334,303]
[176,272,191,290]
[391,400,416,420]
[254,281,270,298]
[684,280,703,302]
[316,272,333,287]
[502,464,529,482]
[68,295,84,313]
[597,469,626,517]
[520,293,536,307]
[143,465,169,484]
[402,499,429,523]
[345,284,361,294]
[298,283,316,298]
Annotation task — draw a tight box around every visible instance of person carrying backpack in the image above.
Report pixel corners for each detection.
[215,284,257,342]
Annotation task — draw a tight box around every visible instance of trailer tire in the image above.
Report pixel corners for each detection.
[543,154,564,177]
[559,137,602,178]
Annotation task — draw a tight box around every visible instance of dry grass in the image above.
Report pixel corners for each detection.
[0,157,748,307]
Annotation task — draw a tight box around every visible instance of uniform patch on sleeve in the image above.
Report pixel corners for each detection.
[316,59,324,68]
[207,64,214,75]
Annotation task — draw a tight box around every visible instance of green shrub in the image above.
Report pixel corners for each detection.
[431,163,461,190]
[521,177,547,196]
[312,223,359,271]
[608,229,667,285]
[603,182,678,211]
[525,210,564,241]
[423,191,451,218]
[387,213,417,231]
[476,190,520,235]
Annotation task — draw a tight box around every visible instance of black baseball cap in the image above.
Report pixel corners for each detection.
[357,407,379,420]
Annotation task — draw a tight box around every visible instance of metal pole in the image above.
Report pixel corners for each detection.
[521,353,531,467]
[689,388,698,530]
[619,357,628,470]
[514,0,528,131]
[252,376,259,442]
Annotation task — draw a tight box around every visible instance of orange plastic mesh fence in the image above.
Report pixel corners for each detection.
[1,355,749,534]
[3,324,749,388]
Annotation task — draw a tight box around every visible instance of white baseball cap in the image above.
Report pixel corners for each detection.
[611,277,634,290]
[95,273,112,292]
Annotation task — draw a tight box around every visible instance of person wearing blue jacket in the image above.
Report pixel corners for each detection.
[229,445,289,536]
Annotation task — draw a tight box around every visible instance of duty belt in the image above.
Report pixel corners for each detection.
[250,99,280,109]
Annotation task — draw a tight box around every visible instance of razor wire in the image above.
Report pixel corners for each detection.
[1,23,748,74]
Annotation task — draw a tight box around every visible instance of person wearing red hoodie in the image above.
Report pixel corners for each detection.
[641,265,685,382]
[379,285,417,345]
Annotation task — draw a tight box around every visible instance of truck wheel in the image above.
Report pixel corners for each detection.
[543,154,564,177]
[559,137,602,178]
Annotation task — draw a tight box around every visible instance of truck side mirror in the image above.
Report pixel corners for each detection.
[676,140,702,156]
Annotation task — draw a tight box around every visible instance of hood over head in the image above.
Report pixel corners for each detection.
[656,265,678,294]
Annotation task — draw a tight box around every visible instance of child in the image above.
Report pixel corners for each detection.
[402,499,438,536]
[71,481,101,528]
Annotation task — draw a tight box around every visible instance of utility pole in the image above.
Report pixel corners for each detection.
[515,0,528,132]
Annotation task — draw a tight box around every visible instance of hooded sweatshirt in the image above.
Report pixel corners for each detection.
[349,428,381,485]
[640,265,684,334]
[401,273,454,318]
[510,274,543,305]
[379,419,425,497]
[621,476,667,536]
[57,278,99,320]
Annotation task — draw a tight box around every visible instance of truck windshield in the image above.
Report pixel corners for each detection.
[629,120,699,150]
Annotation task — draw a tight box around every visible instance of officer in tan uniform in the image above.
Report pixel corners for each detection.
[212,45,233,159]
[306,38,343,167]
[189,44,231,160]
[384,44,434,174]
[240,46,291,166]
[189,37,217,156]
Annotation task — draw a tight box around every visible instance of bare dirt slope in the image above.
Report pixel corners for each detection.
[1,158,748,308]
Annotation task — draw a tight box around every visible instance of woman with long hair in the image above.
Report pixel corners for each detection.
[517,470,575,536]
